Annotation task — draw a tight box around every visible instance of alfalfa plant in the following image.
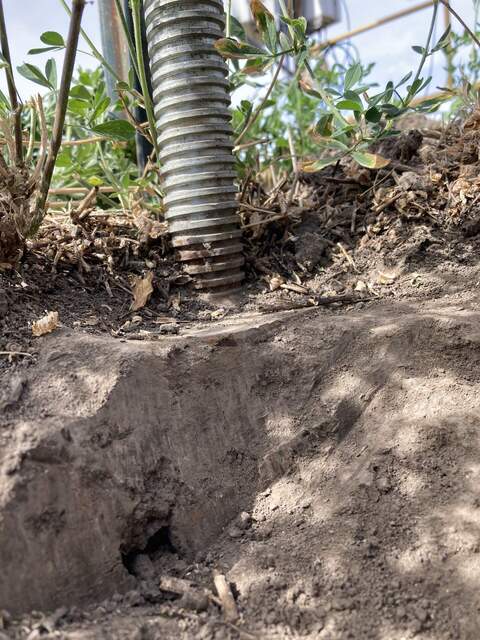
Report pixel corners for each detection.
[0,0,85,265]
[218,0,453,173]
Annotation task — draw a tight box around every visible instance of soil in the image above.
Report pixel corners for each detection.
[2,121,480,639]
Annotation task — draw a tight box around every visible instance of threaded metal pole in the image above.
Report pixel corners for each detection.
[144,0,244,291]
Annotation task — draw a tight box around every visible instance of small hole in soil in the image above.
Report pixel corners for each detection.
[144,526,175,557]
[121,526,175,575]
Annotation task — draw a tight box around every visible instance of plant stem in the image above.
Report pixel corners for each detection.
[113,0,141,80]
[236,55,285,146]
[405,1,439,104]
[304,60,350,127]
[226,0,232,38]
[33,0,86,228]
[0,0,23,166]
[26,104,37,164]
[130,0,159,159]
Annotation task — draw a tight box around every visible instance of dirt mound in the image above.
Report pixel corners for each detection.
[242,117,480,306]
[4,119,480,355]
[1,302,480,639]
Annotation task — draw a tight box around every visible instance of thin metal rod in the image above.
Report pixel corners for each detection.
[312,0,435,54]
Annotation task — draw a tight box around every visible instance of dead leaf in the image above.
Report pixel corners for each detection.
[130,272,154,311]
[32,311,59,337]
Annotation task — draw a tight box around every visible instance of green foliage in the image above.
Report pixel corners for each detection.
[220,0,453,175]
[7,0,480,208]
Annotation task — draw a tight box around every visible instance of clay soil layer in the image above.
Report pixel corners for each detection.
[1,299,480,639]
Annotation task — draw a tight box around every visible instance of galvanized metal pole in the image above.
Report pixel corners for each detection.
[97,0,130,100]
[144,0,244,291]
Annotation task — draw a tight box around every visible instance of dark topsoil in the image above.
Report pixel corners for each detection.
[2,119,480,639]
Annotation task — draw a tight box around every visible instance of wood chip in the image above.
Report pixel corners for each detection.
[213,572,238,622]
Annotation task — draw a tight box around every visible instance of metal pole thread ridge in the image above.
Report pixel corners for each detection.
[144,0,244,290]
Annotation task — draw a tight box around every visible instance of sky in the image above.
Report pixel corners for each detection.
[0,0,476,100]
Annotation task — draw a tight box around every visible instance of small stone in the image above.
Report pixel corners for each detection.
[0,610,11,629]
[0,375,26,410]
[159,323,179,335]
[178,591,209,612]
[124,589,144,607]
[396,605,407,619]
[261,553,276,569]
[414,606,428,623]
[376,476,393,493]
[236,512,252,530]
[228,525,243,539]
[265,610,279,625]
[256,523,273,540]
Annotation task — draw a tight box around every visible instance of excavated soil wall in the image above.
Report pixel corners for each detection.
[1,303,480,632]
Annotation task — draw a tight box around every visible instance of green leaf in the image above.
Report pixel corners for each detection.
[214,37,266,60]
[92,119,136,141]
[54,149,72,168]
[28,46,62,55]
[279,32,291,52]
[70,85,91,100]
[40,31,65,47]
[337,99,362,112]
[280,15,307,42]
[68,98,90,116]
[228,15,246,41]
[344,89,362,103]
[380,103,404,118]
[365,106,382,123]
[407,77,424,97]
[90,96,111,123]
[324,138,349,151]
[352,151,390,169]
[299,79,322,99]
[45,58,57,90]
[396,72,413,88]
[250,0,277,54]
[0,88,9,107]
[432,25,451,52]
[88,176,103,187]
[17,63,52,89]
[344,62,362,91]
[315,114,334,137]
[302,156,340,172]
[412,45,426,55]
[296,47,309,70]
